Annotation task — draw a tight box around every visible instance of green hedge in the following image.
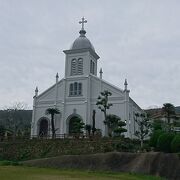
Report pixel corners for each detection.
[171,134,180,153]
[149,130,164,148]
[157,133,175,153]
[0,139,138,161]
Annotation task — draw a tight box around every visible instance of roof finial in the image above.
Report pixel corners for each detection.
[124,79,128,91]
[35,86,38,97]
[79,17,87,30]
[79,17,87,36]
[56,73,59,83]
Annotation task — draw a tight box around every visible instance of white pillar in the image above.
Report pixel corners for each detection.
[31,87,38,138]
[124,79,130,138]
[55,73,59,106]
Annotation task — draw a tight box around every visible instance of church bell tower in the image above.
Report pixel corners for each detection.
[63,17,100,78]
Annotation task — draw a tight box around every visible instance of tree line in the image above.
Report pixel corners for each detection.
[0,102,32,140]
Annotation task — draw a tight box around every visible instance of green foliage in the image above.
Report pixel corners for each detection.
[162,103,176,122]
[92,110,96,136]
[96,90,112,112]
[94,129,102,137]
[113,121,127,137]
[70,117,84,134]
[45,108,60,138]
[0,166,163,180]
[104,114,127,137]
[134,113,151,148]
[114,141,134,152]
[0,108,32,138]
[85,124,92,136]
[0,138,142,161]
[157,133,175,152]
[96,90,112,136]
[171,134,180,153]
[0,125,5,141]
[141,143,151,152]
[162,103,177,131]
[149,130,164,148]
[0,160,20,166]
[45,108,60,115]
[152,120,164,131]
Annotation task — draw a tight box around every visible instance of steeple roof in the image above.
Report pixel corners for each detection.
[70,17,95,51]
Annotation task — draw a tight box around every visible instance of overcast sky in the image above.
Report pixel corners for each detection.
[0,0,180,109]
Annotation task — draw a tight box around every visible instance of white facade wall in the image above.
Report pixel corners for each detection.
[31,72,143,137]
[31,39,144,138]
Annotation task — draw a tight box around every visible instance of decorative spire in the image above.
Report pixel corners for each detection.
[99,68,103,79]
[79,17,87,36]
[56,73,59,83]
[35,86,38,97]
[124,79,128,91]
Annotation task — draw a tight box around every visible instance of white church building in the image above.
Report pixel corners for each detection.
[31,18,143,138]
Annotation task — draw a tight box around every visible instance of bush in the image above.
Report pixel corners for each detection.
[149,130,164,148]
[157,133,175,153]
[141,144,151,152]
[0,160,20,166]
[171,134,180,153]
[113,141,135,152]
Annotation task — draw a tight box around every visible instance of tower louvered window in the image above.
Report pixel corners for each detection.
[90,60,95,75]
[77,58,83,75]
[69,82,83,96]
[71,58,83,76]
[71,59,77,75]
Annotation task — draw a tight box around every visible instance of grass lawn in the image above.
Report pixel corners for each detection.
[0,166,164,180]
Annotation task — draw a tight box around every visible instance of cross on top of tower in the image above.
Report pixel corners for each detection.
[79,17,87,31]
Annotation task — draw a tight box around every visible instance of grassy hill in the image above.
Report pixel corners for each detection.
[23,152,180,180]
[0,166,164,180]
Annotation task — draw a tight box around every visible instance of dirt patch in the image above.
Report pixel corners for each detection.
[23,152,180,180]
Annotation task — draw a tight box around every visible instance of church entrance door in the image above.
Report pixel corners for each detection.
[39,119,48,137]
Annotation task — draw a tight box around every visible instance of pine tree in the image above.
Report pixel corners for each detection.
[96,90,112,135]
[134,113,151,148]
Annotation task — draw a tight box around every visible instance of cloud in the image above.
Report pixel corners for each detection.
[0,0,180,109]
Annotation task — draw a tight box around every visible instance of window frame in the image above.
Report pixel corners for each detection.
[69,82,83,96]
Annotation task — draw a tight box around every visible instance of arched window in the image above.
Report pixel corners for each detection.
[77,58,83,75]
[69,82,83,96]
[71,59,77,75]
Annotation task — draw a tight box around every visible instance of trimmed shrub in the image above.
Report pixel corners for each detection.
[149,130,164,148]
[0,160,20,166]
[171,134,180,153]
[141,143,151,152]
[113,141,135,152]
[157,133,175,153]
